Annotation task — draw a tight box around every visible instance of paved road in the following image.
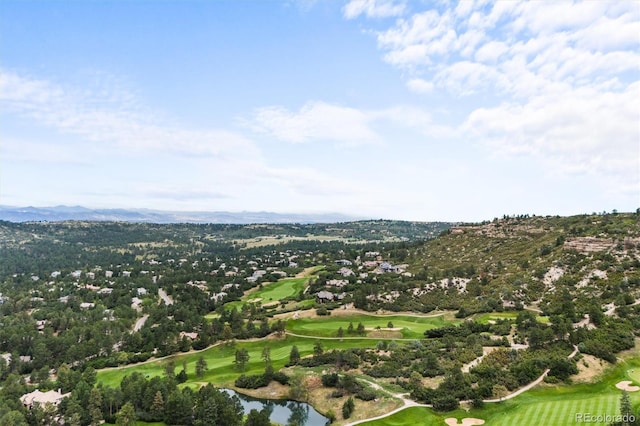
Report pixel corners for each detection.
[158,288,174,305]
[132,314,149,332]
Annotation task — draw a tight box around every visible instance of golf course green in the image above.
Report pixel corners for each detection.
[97,335,378,388]
[286,313,459,339]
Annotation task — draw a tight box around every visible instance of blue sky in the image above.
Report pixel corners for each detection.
[1,0,638,221]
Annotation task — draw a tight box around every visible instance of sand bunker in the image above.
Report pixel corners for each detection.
[616,381,640,392]
[445,418,485,426]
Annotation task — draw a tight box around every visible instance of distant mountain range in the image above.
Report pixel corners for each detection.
[0,205,364,224]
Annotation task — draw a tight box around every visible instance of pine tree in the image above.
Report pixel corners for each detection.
[115,402,136,426]
[620,391,633,426]
[89,388,103,426]
[151,391,164,420]
[195,355,208,378]
[289,345,300,365]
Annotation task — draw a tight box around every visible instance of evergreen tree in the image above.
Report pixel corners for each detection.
[289,346,300,365]
[342,397,355,419]
[195,356,208,379]
[151,391,164,421]
[234,348,250,371]
[115,402,136,426]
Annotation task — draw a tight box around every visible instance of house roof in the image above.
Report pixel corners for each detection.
[20,389,68,406]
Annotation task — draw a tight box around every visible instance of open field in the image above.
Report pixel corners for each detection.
[286,313,459,339]
[360,358,640,426]
[97,335,379,388]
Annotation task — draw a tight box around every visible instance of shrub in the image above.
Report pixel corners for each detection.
[272,371,289,385]
[329,389,344,398]
[432,395,459,411]
[355,389,377,401]
[316,306,330,316]
[322,373,340,387]
[342,397,355,419]
[235,374,269,389]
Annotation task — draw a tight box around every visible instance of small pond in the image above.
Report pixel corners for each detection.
[221,389,330,426]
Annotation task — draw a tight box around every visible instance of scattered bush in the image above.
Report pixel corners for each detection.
[355,388,377,401]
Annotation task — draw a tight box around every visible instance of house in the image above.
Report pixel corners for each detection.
[20,389,69,408]
[179,332,199,340]
[316,291,335,303]
[379,262,402,273]
[326,279,348,288]
[335,259,353,266]
[337,267,354,277]
[122,271,132,278]
[80,302,95,309]
[105,271,113,278]
[70,270,82,278]
[137,288,148,296]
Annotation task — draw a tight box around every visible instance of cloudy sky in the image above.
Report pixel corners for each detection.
[1,1,638,221]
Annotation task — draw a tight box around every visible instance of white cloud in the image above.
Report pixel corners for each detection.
[248,101,457,145]
[0,69,259,160]
[347,0,640,197]
[464,82,640,194]
[406,78,433,93]
[249,101,380,145]
[474,41,508,63]
[343,0,406,19]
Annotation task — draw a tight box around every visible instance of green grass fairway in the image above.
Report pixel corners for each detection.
[361,407,443,425]
[474,311,549,324]
[628,368,640,384]
[286,314,459,339]
[361,358,640,426]
[222,273,317,311]
[248,277,309,304]
[97,335,378,388]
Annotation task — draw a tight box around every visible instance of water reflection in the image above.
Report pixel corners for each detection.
[287,401,309,426]
[221,389,329,426]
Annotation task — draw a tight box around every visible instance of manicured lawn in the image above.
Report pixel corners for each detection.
[221,272,319,311]
[97,335,378,388]
[628,367,640,384]
[360,358,640,426]
[361,406,443,425]
[248,277,310,304]
[474,311,549,324]
[286,314,458,339]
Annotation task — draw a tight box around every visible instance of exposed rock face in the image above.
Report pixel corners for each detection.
[564,237,614,253]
